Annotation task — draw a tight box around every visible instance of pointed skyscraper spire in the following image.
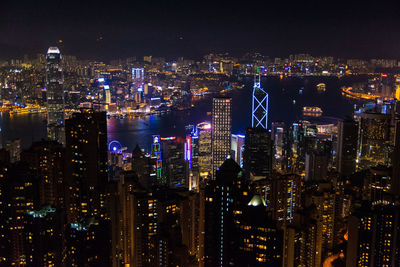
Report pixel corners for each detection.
[251,68,269,129]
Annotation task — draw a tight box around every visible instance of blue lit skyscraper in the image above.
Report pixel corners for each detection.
[46,47,65,144]
[251,72,269,129]
[151,135,163,182]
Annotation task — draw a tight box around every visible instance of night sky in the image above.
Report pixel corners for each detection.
[1,0,400,60]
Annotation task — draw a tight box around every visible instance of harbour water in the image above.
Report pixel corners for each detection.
[0,76,360,152]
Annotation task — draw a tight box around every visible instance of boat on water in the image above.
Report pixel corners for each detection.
[303,106,323,117]
[317,83,326,92]
[9,107,47,115]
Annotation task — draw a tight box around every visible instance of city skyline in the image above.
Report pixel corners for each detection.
[2,2,400,266]
[1,45,400,265]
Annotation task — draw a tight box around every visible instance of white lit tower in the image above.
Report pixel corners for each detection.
[45,47,65,144]
[252,69,269,129]
[132,67,144,102]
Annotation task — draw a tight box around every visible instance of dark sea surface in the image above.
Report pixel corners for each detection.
[0,76,362,152]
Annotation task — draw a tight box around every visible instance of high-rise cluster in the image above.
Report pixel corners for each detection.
[0,108,110,266]
[2,53,400,267]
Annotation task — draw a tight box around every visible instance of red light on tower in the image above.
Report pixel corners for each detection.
[395,89,400,100]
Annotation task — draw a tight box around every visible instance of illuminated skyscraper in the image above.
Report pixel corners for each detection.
[196,122,212,178]
[151,135,163,182]
[65,109,108,221]
[104,85,111,104]
[211,97,232,179]
[272,122,286,171]
[269,174,302,224]
[189,122,212,183]
[21,140,65,208]
[393,118,400,195]
[231,134,245,167]
[252,73,269,129]
[45,47,65,144]
[117,179,190,266]
[346,203,400,267]
[283,214,318,267]
[357,112,391,170]
[132,67,145,101]
[0,162,37,265]
[132,67,144,82]
[115,173,140,266]
[304,182,337,265]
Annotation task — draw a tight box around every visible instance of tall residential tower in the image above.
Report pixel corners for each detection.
[65,109,108,221]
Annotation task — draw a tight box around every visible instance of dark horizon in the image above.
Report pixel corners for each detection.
[2,0,400,61]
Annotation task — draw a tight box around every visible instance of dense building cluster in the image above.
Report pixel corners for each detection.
[1,47,400,267]
[2,48,400,120]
